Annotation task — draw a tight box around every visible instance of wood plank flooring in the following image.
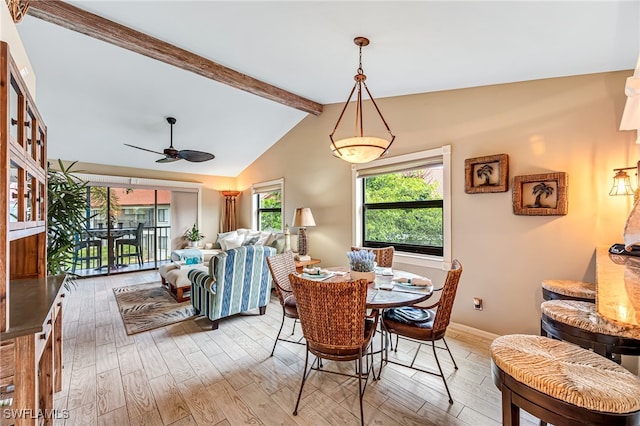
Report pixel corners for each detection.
[50,271,539,425]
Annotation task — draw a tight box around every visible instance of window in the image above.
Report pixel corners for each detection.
[252,179,284,232]
[157,208,167,223]
[353,146,451,268]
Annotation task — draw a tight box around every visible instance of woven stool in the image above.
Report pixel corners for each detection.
[541,279,595,302]
[491,334,640,426]
[541,299,640,363]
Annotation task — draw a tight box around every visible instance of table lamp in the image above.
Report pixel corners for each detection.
[293,207,315,261]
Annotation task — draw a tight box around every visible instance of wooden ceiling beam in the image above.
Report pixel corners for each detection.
[26,1,323,116]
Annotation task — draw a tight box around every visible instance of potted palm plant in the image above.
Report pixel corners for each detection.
[347,249,376,283]
[184,223,205,247]
[47,160,92,278]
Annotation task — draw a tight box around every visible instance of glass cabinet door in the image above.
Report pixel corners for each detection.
[25,106,36,161]
[9,79,20,144]
[37,181,46,222]
[9,162,20,223]
[37,126,46,168]
[25,172,34,222]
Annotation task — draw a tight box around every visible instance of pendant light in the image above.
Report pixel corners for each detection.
[330,37,395,163]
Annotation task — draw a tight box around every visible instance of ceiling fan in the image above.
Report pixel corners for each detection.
[125,117,215,163]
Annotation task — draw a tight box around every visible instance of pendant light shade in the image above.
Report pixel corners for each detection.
[330,37,395,164]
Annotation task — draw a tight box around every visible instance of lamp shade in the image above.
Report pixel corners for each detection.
[610,170,635,196]
[331,136,391,163]
[293,208,315,228]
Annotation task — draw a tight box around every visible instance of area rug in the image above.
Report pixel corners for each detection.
[113,281,195,335]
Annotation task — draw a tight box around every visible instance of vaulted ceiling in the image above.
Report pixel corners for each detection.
[14,1,640,177]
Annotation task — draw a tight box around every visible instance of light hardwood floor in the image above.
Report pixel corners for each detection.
[51,271,539,426]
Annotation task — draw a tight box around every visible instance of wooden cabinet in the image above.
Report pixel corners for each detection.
[1,41,64,426]
[2,41,48,329]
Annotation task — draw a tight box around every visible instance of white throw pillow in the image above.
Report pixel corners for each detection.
[256,231,272,245]
[220,234,244,250]
[214,230,238,248]
[245,230,272,246]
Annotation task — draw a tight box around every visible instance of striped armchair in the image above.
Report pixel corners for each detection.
[188,245,275,330]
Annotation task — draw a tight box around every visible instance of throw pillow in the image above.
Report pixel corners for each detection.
[242,235,260,246]
[236,228,251,237]
[244,230,272,246]
[256,231,272,245]
[269,234,286,254]
[220,234,244,251]
[214,230,238,249]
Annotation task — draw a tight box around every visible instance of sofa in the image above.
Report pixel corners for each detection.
[188,244,276,330]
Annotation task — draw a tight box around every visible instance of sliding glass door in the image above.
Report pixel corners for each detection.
[74,186,177,276]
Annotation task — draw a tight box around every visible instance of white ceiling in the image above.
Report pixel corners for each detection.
[15,1,640,177]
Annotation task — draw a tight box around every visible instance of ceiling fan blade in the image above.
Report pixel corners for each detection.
[156,157,181,163]
[178,150,215,162]
[124,143,166,156]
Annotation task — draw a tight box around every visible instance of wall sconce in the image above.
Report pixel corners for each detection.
[609,161,640,199]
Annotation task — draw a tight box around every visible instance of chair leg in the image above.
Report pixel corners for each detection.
[293,344,311,416]
[441,337,458,370]
[290,319,297,335]
[271,308,286,357]
[409,342,423,369]
[358,348,364,426]
[431,339,454,404]
[501,386,520,426]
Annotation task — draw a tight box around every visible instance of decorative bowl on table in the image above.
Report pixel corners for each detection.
[350,270,376,283]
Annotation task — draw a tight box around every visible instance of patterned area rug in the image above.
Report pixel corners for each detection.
[113,281,195,335]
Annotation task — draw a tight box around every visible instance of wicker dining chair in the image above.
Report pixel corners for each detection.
[266,251,303,356]
[289,274,378,426]
[350,246,395,268]
[381,259,463,404]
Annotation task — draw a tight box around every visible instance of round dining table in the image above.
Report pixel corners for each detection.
[312,266,434,378]
[86,227,137,270]
[320,266,434,308]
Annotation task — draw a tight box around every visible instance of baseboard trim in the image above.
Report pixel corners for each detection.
[448,322,499,340]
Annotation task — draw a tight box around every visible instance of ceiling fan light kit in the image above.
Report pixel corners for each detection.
[124,116,215,163]
[330,36,395,164]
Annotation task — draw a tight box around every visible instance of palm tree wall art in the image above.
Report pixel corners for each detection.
[513,172,568,216]
[465,154,509,193]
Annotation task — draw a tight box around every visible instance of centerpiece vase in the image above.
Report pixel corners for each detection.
[350,270,375,283]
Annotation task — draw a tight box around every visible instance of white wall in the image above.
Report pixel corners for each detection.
[1,2,35,94]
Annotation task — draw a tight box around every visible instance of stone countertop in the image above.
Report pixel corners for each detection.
[0,274,67,340]
[596,246,640,327]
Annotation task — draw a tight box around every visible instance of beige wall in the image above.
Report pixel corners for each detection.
[237,71,640,336]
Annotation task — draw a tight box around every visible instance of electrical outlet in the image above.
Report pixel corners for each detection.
[473,297,483,310]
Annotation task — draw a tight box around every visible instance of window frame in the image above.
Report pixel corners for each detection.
[251,178,284,232]
[352,146,452,270]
